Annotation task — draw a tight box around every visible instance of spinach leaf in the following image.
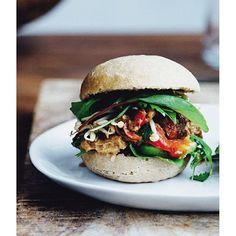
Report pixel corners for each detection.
[162,108,177,124]
[192,172,210,182]
[139,95,208,132]
[129,144,186,167]
[149,104,166,116]
[70,98,99,120]
[149,104,177,124]
[137,124,153,142]
[137,102,148,109]
[139,144,169,158]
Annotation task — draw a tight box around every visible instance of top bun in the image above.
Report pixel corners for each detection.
[80,55,200,100]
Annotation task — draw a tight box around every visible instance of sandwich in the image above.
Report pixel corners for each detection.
[70,55,213,183]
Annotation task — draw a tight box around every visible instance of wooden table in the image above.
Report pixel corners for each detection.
[17,35,219,235]
[17,79,219,235]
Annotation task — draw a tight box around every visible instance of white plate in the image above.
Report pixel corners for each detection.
[29,104,219,211]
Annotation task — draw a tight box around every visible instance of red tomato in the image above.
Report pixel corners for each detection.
[147,124,193,158]
[133,110,147,127]
[123,126,142,141]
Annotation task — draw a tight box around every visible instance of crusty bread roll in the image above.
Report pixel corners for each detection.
[80,55,200,100]
[82,153,189,183]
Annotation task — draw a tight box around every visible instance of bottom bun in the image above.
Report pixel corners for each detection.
[81,152,189,183]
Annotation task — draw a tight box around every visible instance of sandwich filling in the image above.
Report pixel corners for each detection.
[71,90,213,181]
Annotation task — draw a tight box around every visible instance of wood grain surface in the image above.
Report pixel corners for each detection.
[17,35,219,115]
[17,79,219,235]
[17,35,219,235]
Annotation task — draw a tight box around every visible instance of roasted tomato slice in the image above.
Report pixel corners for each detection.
[122,110,146,141]
[147,123,195,158]
[133,109,147,127]
[123,126,142,141]
[128,109,148,132]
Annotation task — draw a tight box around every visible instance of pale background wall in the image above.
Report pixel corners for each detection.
[19,0,211,35]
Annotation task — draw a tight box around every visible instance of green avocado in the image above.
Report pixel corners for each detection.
[139,144,169,158]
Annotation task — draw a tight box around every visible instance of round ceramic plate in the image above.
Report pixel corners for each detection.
[29,104,219,211]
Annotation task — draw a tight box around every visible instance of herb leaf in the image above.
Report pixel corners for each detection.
[75,149,86,158]
[191,134,212,173]
[70,98,99,120]
[192,172,210,182]
[139,95,209,132]
[189,134,213,181]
